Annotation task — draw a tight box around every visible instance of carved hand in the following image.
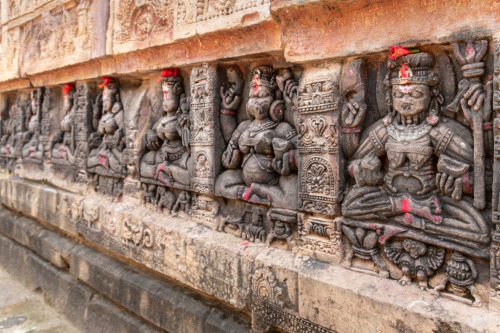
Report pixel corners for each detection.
[220,86,241,111]
[352,154,383,186]
[342,93,367,127]
[460,81,485,122]
[222,144,242,169]
[146,130,160,151]
[436,173,466,200]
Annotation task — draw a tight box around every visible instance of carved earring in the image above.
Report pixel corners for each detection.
[173,82,183,95]
[270,100,285,122]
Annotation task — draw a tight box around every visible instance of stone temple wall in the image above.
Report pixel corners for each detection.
[0,1,500,332]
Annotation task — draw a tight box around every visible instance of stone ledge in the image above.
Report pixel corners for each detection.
[0,206,252,333]
[1,176,500,332]
[0,232,162,333]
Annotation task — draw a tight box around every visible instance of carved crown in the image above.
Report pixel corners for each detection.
[251,66,277,91]
[388,52,439,86]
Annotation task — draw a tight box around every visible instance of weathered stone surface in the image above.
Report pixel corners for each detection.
[272,0,500,63]
[0,232,163,333]
[2,178,500,332]
[1,1,500,331]
[0,208,252,333]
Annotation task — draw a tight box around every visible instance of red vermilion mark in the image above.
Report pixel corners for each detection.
[401,198,410,213]
[400,63,409,79]
[242,187,251,201]
[253,75,260,94]
[463,172,472,194]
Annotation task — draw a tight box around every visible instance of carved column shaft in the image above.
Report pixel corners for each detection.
[490,37,500,311]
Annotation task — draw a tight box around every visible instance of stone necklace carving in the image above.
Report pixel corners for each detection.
[387,121,432,142]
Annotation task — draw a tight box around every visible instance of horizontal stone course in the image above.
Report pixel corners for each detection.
[0,206,253,333]
[1,176,499,332]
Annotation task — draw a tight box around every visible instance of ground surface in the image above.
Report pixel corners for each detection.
[0,266,79,333]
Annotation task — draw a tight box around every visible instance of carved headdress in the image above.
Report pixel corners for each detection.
[248,65,285,122]
[159,68,183,95]
[385,48,444,125]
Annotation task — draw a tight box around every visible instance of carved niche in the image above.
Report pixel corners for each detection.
[21,88,44,163]
[139,69,192,216]
[340,43,493,305]
[87,78,126,196]
[0,91,29,171]
[51,84,78,168]
[215,65,300,242]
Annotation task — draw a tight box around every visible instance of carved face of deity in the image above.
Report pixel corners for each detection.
[102,86,116,113]
[30,92,37,114]
[63,94,72,113]
[392,84,431,117]
[162,82,180,114]
[247,87,273,121]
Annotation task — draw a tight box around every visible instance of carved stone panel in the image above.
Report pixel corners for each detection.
[174,0,271,39]
[19,0,94,75]
[190,64,221,194]
[297,214,342,264]
[191,194,219,228]
[110,0,174,54]
[297,73,343,216]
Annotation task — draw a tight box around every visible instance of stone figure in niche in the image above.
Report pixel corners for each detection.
[1,95,25,158]
[342,46,490,288]
[0,103,16,156]
[51,84,77,165]
[140,69,191,193]
[87,77,126,193]
[215,66,299,209]
[21,90,44,161]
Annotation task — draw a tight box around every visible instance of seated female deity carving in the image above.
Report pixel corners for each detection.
[139,69,191,191]
[21,90,44,161]
[51,84,77,165]
[87,77,126,177]
[1,101,18,156]
[215,66,299,209]
[342,49,490,279]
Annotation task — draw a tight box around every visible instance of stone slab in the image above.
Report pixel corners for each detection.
[272,0,500,63]
[0,232,163,333]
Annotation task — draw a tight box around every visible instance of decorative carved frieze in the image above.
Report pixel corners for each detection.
[19,1,94,73]
[111,0,174,53]
[249,267,334,333]
[298,214,342,263]
[298,73,342,216]
[190,64,220,194]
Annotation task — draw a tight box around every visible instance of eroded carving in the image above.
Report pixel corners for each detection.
[22,89,44,162]
[87,78,126,196]
[51,84,77,166]
[140,69,191,196]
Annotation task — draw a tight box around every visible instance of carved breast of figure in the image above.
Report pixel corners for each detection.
[156,115,179,141]
[60,114,73,133]
[239,123,279,185]
[28,116,39,133]
[385,124,435,196]
[101,113,118,135]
